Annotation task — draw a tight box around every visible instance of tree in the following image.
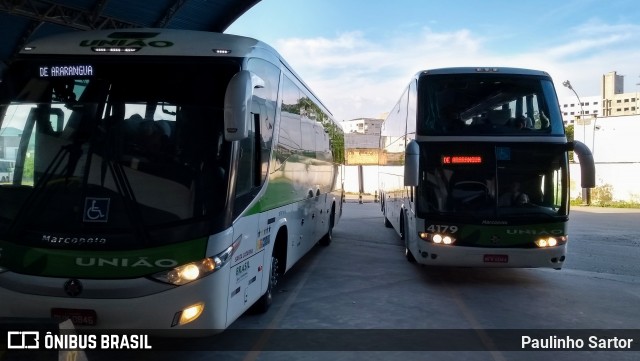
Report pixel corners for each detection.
[565,124,574,142]
[566,124,574,162]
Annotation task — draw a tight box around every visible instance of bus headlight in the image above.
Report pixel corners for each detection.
[535,236,567,248]
[419,232,456,245]
[161,259,216,285]
[151,237,240,286]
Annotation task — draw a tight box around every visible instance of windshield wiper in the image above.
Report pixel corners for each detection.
[7,142,80,238]
[98,121,152,245]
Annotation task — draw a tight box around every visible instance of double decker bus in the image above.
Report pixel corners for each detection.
[0,28,344,333]
[379,67,594,269]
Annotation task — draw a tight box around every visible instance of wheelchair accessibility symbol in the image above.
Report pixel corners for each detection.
[83,197,110,222]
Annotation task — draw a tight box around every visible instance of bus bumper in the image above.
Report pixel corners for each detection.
[412,244,567,269]
[0,270,231,336]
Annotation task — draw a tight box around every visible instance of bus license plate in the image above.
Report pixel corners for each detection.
[51,308,97,326]
[483,254,508,263]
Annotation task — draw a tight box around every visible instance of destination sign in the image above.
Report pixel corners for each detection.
[442,155,483,164]
[39,65,94,78]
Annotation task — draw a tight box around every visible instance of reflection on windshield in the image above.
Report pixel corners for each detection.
[1,101,228,223]
[0,60,238,240]
[418,74,564,136]
[418,144,568,220]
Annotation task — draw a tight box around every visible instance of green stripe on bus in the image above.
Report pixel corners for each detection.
[246,177,303,215]
[426,222,567,247]
[0,238,207,278]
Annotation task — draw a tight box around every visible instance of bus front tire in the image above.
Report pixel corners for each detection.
[405,245,417,263]
[319,225,332,246]
[402,214,416,263]
[251,256,279,314]
[319,206,335,247]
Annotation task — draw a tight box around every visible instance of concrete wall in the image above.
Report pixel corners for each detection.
[571,114,640,202]
[570,163,640,203]
[344,165,379,194]
[345,148,379,165]
[573,115,640,163]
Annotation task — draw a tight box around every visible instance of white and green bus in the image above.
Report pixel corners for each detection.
[379,67,595,269]
[0,29,344,333]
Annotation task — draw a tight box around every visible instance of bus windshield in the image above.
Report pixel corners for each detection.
[417,73,564,136]
[0,58,240,246]
[417,142,569,221]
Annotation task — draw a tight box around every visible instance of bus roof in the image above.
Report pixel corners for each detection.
[416,67,551,78]
[19,28,273,59]
[16,28,334,118]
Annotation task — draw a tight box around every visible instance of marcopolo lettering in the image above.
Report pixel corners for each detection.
[76,257,178,268]
[42,234,106,245]
[482,220,508,225]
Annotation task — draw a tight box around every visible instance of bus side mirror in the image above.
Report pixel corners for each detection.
[569,140,596,188]
[224,70,264,141]
[404,140,419,187]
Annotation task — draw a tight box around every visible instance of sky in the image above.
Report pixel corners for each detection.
[226,0,640,122]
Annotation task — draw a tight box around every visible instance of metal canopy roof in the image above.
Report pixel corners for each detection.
[0,0,260,63]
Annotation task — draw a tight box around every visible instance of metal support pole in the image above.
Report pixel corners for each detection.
[358,165,364,204]
[582,188,591,206]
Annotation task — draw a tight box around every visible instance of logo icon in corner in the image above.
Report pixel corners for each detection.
[64,279,83,297]
[7,331,40,349]
[83,197,110,223]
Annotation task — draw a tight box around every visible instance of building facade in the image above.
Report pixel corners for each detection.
[560,71,640,125]
[559,71,640,203]
[340,117,384,135]
[341,117,385,166]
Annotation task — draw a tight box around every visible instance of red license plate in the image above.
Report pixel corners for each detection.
[51,308,97,326]
[483,254,509,263]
